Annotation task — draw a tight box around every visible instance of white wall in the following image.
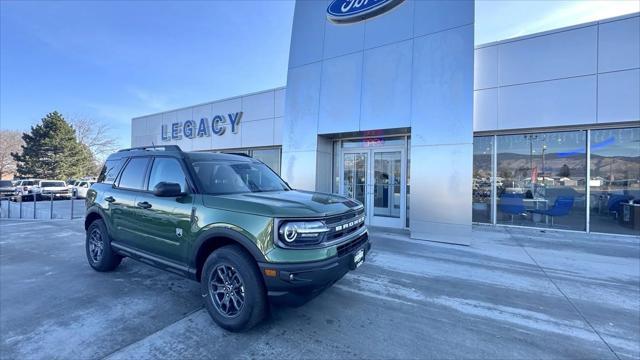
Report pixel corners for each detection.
[474,13,640,132]
[131,88,285,151]
[282,0,475,244]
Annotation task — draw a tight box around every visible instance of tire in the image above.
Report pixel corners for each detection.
[86,219,122,272]
[201,245,267,332]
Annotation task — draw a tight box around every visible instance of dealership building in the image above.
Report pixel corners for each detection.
[131,1,639,244]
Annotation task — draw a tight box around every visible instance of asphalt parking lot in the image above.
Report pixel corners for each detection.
[0,219,638,360]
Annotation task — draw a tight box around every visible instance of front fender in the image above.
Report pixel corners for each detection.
[190,226,269,267]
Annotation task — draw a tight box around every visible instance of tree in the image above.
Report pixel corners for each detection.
[12,111,95,179]
[0,130,24,179]
[558,164,571,178]
[70,117,119,159]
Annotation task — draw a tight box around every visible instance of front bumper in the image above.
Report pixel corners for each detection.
[258,232,371,306]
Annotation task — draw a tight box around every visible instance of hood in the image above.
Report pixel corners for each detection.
[202,190,362,218]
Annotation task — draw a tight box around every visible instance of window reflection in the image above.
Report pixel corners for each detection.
[473,136,493,223]
[496,131,587,230]
[589,128,640,235]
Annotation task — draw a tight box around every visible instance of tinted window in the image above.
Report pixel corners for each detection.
[22,180,35,186]
[98,159,125,184]
[118,157,150,190]
[0,181,12,187]
[147,157,188,192]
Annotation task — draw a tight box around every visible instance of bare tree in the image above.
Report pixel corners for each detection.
[0,130,24,179]
[70,117,119,160]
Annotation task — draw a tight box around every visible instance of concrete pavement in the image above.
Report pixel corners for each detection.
[0,219,638,359]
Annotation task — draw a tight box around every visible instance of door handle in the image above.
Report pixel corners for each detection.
[104,196,115,203]
[137,201,152,209]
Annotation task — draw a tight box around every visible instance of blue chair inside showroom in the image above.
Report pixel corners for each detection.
[499,193,526,223]
[529,196,574,226]
[607,195,633,219]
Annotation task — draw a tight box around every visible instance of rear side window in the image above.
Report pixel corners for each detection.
[147,157,188,192]
[118,158,150,190]
[98,159,125,184]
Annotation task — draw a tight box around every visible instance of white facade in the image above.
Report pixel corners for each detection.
[474,13,639,132]
[131,5,639,241]
[131,88,285,152]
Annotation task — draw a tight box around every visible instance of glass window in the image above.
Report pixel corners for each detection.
[473,136,493,224]
[333,141,340,194]
[342,136,405,148]
[40,181,66,187]
[406,137,410,228]
[98,159,125,184]
[496,131,587,230]
[191,160,289,195]
[118,157,150,190]
[589,127,640,235]
[147,158,188,192]
[252,148,281,175]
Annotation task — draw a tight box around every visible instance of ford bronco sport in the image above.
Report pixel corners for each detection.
[85,145,370,331]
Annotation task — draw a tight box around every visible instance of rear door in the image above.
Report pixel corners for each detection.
[131,156,194,263]
[110,157,151,244]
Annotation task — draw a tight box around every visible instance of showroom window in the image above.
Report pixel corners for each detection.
[473,136,493,224]
[589,127,640,235]
[219,147,281,175]
[496,131,587,231]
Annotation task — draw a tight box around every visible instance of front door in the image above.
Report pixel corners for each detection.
[341,147,406,228]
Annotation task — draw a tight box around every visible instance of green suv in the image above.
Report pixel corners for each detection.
[84,146,370,331]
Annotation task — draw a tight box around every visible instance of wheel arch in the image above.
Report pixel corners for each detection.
[192,228,267,282]
[85,209,105,230]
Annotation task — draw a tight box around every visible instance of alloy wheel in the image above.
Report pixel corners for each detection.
[88,228,104,263]
[209,264,245,317]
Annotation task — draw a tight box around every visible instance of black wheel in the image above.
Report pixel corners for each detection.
[86,219,122,272]
[201,245,267,332]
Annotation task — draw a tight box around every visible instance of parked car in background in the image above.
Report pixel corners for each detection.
[33,180,72,199]
[73,180,95,198]
[13,179,40,200]
[0,180,14,197]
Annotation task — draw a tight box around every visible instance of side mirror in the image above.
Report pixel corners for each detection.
[153,182,183,197]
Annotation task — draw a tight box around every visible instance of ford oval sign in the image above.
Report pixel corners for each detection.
[327,0,405,24]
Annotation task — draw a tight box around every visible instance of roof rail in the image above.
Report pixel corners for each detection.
[118,145,182,153]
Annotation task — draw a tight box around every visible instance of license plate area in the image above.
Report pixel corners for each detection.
[351,248,365,270]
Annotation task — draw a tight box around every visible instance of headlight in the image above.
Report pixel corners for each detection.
[278,220,329,245]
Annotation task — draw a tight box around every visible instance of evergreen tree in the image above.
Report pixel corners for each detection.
[12,111,94,179]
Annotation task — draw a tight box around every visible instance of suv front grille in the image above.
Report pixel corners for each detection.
[324,208,365,241]
[337,233,368,257]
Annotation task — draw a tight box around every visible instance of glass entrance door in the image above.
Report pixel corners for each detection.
[342,152,368,210]
[341,148,406,228]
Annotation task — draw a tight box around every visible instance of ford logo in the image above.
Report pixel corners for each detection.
[327,0,405,24]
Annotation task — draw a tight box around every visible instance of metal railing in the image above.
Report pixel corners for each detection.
[0,191,85,220]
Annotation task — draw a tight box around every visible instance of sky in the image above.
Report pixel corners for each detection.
[1,0,639,150]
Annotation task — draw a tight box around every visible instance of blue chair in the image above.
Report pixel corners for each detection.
[607,195,633,219]
[499,193,526,223]
[529,196,574,226]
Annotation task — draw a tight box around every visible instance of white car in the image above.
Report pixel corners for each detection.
[73,180,95,198]
[32,180,72,199]
[13,179,41,200]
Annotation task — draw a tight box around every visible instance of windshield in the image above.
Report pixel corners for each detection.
[41,181,66,187]
[191,161,290,195]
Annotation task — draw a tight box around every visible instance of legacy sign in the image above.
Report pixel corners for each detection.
[161,112,242,141]
[326,0,404,24]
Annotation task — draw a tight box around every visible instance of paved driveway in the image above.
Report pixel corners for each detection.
[0,219,638,359]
